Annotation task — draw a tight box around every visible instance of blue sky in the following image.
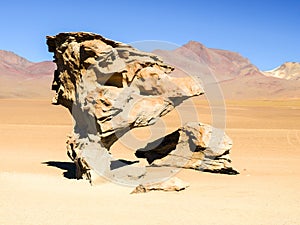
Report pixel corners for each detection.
[0,0,299,70]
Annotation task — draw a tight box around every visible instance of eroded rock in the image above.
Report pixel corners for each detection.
[136,122,238,174]
[46,32,237,186]
[131,177,189,193]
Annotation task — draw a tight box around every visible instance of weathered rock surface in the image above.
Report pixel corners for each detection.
[46,32,237,186]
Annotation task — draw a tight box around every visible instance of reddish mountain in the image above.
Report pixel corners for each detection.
[174,41,262,81]
[0,50,55,77]
[0,50,33,71]
[0,50,55,98]
[0,44,299,100]
[154,41,300,99]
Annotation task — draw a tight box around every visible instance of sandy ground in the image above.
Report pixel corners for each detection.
[0,98,300,225]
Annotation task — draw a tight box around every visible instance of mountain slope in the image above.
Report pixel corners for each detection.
[173,41,262,81]
[0,50,33,71]
[0,50,55,98]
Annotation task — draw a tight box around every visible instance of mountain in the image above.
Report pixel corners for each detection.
[153,41,300,99]
[1,43,299,100]
[0,50,33,72]
[0,50,55,77]
[262,62,300,80]
[0,50,55,98]
[173,41,262,81]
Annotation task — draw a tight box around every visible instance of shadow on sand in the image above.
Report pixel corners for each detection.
[43,159,139,179]
[43,161,76,179]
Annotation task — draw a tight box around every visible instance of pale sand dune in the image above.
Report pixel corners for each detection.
[0,99,300,224]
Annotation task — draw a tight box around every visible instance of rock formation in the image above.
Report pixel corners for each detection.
[131,177,189,193]
[46,32,238,187]
[135,122,237,174]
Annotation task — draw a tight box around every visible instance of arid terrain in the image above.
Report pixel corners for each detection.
[0,97,299,225]
[1,42,300,224]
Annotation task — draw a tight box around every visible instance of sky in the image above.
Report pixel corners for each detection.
[0,0,299,70]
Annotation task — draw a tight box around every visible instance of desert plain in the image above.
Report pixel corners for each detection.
[0,95,299,225]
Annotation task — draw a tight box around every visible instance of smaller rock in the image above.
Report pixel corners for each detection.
[131,177,189,194]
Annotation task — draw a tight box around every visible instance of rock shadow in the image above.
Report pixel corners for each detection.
[110,159,139,170]
[43,161,76,179]
[135,130,180,164]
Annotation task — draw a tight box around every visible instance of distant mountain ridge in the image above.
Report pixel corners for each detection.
[0,50,55,77]
[0,50,32,69]
[262,62,300,80]
[176,41,262,81]
[0,43,299,99]
[154,41,300,99]
[0,50,55,98]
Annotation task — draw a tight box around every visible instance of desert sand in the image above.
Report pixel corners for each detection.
[0,98,300,225]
